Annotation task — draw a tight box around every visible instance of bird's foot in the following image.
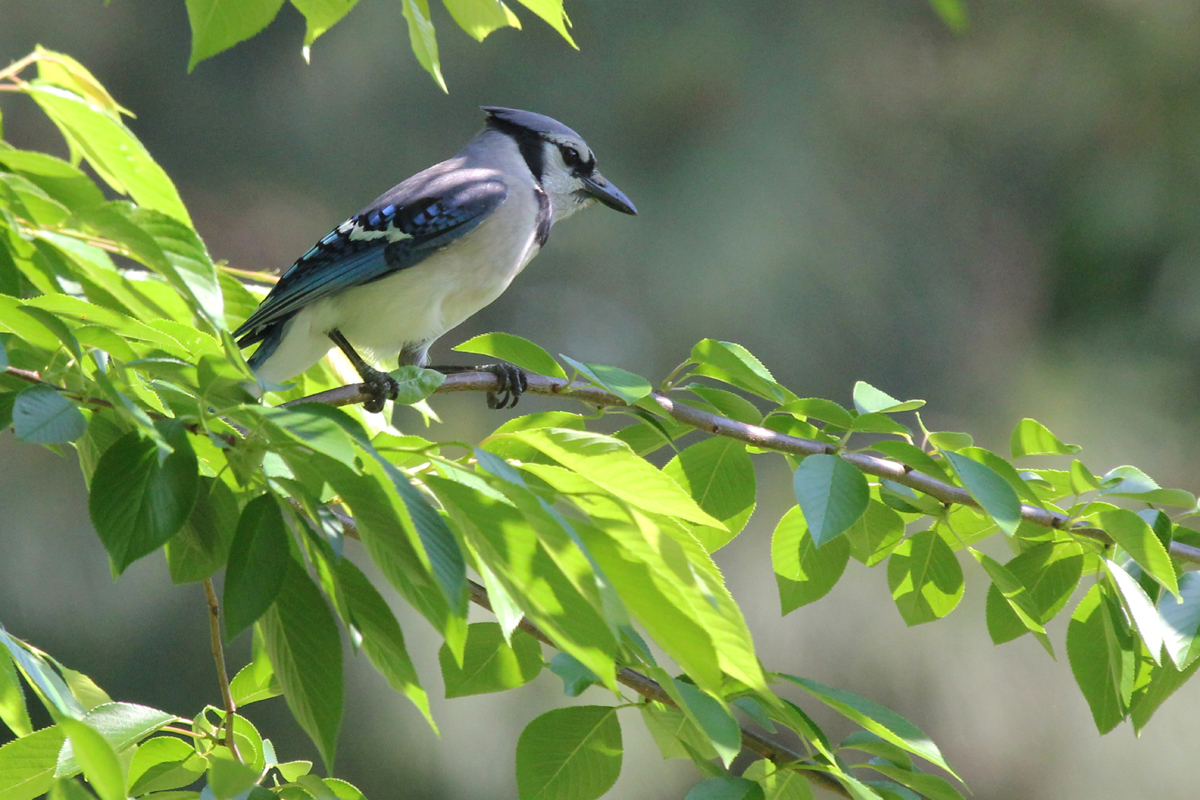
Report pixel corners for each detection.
[357,364,400,413]
[481,362,528,409]
[429,363,528,409]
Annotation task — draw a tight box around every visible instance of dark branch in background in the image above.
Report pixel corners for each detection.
[290,372,1200,567]
[466,579,852,799]
[202,578,239,760]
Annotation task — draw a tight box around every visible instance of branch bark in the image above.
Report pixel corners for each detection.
[289,371,1200,567]
[202,578,240,760]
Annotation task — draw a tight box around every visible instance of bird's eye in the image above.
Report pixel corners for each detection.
[561,146,582,168]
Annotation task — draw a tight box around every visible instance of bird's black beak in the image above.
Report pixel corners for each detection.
[582,171,637,215]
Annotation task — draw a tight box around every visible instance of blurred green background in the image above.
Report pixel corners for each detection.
[4,1,1200,797]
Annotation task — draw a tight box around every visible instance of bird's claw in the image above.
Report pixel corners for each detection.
[484,363,528,409]
[359,366,400,413]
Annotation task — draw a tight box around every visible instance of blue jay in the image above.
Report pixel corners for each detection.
[234,107,636,412]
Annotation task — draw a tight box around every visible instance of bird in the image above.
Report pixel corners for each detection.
[233,106,637,413]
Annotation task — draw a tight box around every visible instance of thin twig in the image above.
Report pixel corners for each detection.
[202,578,240,761]
[466,579,851,798]
[288,372,1200,566]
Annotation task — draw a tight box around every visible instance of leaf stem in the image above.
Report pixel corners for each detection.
[202,578,241,762]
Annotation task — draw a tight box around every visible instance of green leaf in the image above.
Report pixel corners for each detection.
[55,720,123,800]
[792,455,870,547]
[0,725,66,800]
[1009,418,1080,458]
[1159,571,1200,670]
[1104,560,1165,665]
[515,706,621,800]
[666,678,740,768]
[1068,459,1100,494]
[185,0,287,71]
[844,500,905,566]
[515,0,577,47]
[0,149,105,212]
[772,507,849,612]
[548,653,600,698]
[865,764,963,800]
[1095,508,1178,596]
[984,541,1084,645]
[0,649,32,737]
[123,209,223,328]
[336,559,435,729]
[690,339,788,402]
[229,628,280,707]
[400,0,446,90]
[688,386,763,425]
[251,404,358,469]
[88,424,200,574]
[386,365,445,404]
[559,355,651,404]
[495,428,724,527]
[455,332,568,379]
[259,561,343,771]
[0,629,84,720]
[1098,465,1196,508]
[778,398,854,429]
[1129,651,1200,734]
[205,752,258,800]
[165,477,238,584]
[851,382,924,414]
[928,0,968,32]
[367,452,467,615]
[57,671,109,714]
[438,623,541,698]
[10,386,85,445]
[127,737,205,795]
[1067,584,1128,733]
[24,85,191,225]
[972,551,1052,656]
[742,760,814,800]
[886,530,964,625]
[289,0,360,52]
[925,431,972,452]
[663,437,756,552]
[639,703,717,762]
[443,0,520,42]
[943,451,1020,536]
[781,675,959,779]
[223,494,291,640]
[684,777,765,800]
[56,703,175,776]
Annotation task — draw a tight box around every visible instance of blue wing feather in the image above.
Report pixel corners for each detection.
[235,175,508,346]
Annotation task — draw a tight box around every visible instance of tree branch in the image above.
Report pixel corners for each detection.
[202,578,240,760]
[466,579,852,798]
[288,372,1200,567]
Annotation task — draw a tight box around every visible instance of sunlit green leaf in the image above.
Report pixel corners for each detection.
[780,675,959,779]
[1009,418,1080,458]
[400,0,446,90]
[1159,571,1200,670]
[1094,508,1178,596]
[185,0,286,71]
[515,706,621,800]
[1067,584,1128,733]
[439,622,541,698]
[886,530,964,625]
[684,777,765,800]
[664,437,756,552]
[560,354,652,404]
[0,725,65,800]
[290,0,360,52]
[772,506,849,612]
[455,332,568,379]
